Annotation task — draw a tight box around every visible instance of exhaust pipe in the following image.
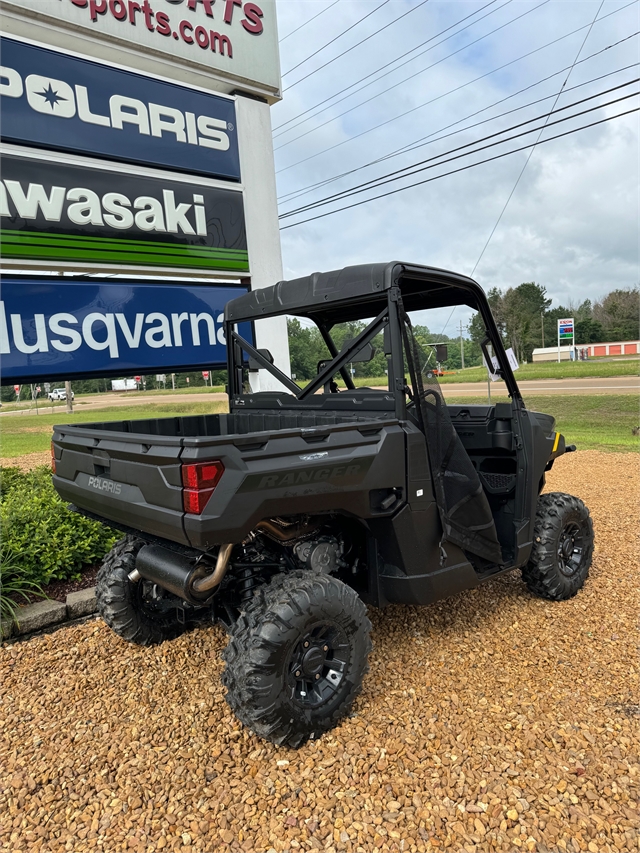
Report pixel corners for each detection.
[131,543,233,604]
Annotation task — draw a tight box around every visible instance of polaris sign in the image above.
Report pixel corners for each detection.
[0,38,240,180]
[1,151,248,274]
[1,277,252,382]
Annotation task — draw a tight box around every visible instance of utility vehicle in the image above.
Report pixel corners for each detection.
[52,263,594,746]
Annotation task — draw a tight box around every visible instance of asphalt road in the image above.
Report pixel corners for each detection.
[440,374,639,397]
[2,375,638,416]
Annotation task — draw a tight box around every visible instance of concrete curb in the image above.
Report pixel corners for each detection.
[2,586,97,641]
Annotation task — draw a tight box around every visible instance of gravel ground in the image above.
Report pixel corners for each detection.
[1,450,638,853]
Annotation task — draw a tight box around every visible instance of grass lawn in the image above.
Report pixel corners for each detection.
[337,357,639,388]
[439,357,639,383]
[1,395,636,459]
[445,394,639,453]
[0,401,228,458]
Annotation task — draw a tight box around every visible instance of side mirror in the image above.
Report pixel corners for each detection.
[248,348,274,370]
[383,325,392,356]
[435,344,448,362]
[340,338,375,364]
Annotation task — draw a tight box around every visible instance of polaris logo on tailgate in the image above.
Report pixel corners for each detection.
[88,476,122,495]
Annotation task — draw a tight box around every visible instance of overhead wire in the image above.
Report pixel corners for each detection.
[274,0,637,171]
[283,0,431,92]
[279,86,639,218]
[273,0,503,134]
[278,82,639,218]
[469,0,606,279]
[278,106,639,230]
[281,0,391,78]
[275,0,527,146]
[279,0,340,43]
[277,56,639,205]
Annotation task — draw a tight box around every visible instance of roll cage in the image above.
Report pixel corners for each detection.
[225,262,522,416]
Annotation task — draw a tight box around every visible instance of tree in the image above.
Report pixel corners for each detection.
[593,288,640,341]
[500,282,552,363]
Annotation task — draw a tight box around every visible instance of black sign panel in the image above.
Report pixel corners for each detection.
[0,153,248,273]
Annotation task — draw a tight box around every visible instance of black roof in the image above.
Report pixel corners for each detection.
[225,262,487,326]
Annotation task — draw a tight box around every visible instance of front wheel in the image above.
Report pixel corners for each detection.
[221,571,372,747]
[96,536,185,645]
[522,492,594,601]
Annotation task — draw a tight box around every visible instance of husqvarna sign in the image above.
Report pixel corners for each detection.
[0,37,240,180]
[1,277,253,382]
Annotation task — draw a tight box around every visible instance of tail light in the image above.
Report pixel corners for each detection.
[181,460,224,514]
[51,441,56,474]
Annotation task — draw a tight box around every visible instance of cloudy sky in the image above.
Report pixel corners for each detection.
[271,0,638,326]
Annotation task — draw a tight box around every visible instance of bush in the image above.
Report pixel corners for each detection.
[0,546,46,626]
[0,465,118,586]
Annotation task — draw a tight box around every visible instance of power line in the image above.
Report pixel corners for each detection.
[279,88,639,219]
[278,59,639,206]
[279,84,639,218]
[283,0,431,92]
[274,0,501,128]
[469,0,606,279]
[281,0,391,78]
[274,0,637,171]
[279,106,639,230]
[275,0,531,148]
[279,0,340,43]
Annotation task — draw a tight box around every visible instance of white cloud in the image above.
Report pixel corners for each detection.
[273,0,639,311]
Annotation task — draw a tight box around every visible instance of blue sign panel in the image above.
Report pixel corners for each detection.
[0,38,240,181]
[1,277,252,382]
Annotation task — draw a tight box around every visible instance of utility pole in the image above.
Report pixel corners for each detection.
[459,320,465,370]
[541,312,545,348]
[65,380,73,413]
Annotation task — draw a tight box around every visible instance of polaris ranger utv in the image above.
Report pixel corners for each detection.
[52,263,594,747]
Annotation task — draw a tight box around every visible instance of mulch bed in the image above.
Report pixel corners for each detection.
[7,565,100,606]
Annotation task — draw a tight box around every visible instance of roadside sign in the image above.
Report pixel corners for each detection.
[14,384,20,394]
[0,276,252,382]
[134,376,142,383]
[202,371,209,379]
[1,149,248,276]
[0,37,241,181]
[1,0,281,102]
[558,318,574,341]
[557,317,575,362]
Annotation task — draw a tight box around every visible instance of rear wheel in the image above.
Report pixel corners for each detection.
[522,492,594,601]
[222,571,372,747]
[96,536,185,645]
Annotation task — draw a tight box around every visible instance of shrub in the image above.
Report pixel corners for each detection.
[0,465,118,586]
[0,546,46,627]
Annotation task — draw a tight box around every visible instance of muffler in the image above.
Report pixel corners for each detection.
[130,543,233,605]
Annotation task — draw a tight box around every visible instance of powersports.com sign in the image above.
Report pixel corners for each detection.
[1,0,281,101]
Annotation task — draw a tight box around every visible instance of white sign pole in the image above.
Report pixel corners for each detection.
[236,94,291,392]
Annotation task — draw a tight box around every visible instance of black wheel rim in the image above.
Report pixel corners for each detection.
[287,621,351,709]
[557,520,587,577]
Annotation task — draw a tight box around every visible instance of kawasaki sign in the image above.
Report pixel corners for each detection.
[1,276,253,382]
[1,151,248,274]
[0,37,240,180]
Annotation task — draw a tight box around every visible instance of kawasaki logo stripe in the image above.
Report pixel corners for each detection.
[1,231,249,270]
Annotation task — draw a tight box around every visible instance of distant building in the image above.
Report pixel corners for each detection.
[532,341,640,362]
